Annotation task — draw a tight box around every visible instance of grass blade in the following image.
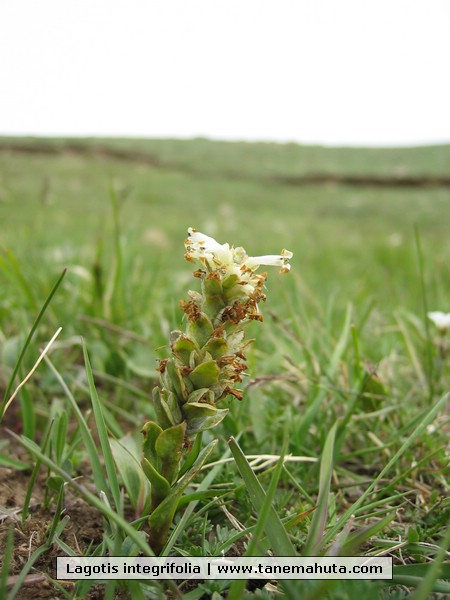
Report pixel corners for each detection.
[82,339,122,512]
[228,436,296,556]
[303,422,337,555]
[414,224,434,398]
[0,268,66,419]
[162,443,232,556]
[297,305,352,439]
[44,355,110,497]
[9,432,156,557]
[228,439,298,600]
[409,522,450,600]
[323,392,449,545]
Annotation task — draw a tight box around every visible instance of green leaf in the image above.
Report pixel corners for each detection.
[189,360,220,389]
[0,453,29,470]
[110,437,149,511]
[409,522,450,600]
[163,358,187,402]
[203,295,226,320]
[142,457,171,510]
[203,272,223,296]
[324,392,449,545]
[228,439,298,600]
[44,357,109,499]
[304,422,337,555]
[184,401,217,415]
[222,273,239,290]
[297,305,352,440]
[152,387,174,429]
[13,432,155,557]
[187,313,214,348]
[155,422,186,484]
[341,511,396,554]
[178,432,203,478]
[388,575,450,594]
[142,421,163,465]
[148,439,218,554]
[187,388,215,404]
[1,268,66,420]
[172,334,197,365]
[393,562,450,580]
[186,409,229,435]
[165,390,183,423]
[228,436,296,556]
[82,340,122,513]
[203,337,228,359]
[19,377,35,440]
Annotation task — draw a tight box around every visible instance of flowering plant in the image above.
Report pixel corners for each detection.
[141,228,292,553]
[428,311,450,332]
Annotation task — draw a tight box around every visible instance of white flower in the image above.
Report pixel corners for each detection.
[185,228,293,274]
[245,249,293,273]
[185,228,233,265]
[428,311,450,332]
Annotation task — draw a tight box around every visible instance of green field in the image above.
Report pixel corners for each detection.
[0,138,449,599]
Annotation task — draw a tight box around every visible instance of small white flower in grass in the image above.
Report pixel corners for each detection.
[185,227,293,274]
[245,249,293,273]
[427,311,450,332]
[185,228,233,265]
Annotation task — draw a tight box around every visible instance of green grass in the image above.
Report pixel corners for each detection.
[0,137,449,599]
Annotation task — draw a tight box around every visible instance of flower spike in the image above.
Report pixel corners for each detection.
[142,227,293,554]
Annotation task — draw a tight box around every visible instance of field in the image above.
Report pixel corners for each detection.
[0,137,449,599]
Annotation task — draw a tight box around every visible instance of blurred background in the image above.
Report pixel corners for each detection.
[1,0,450,366]
[1,0,450,145]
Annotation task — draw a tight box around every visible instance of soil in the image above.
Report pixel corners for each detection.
[0,461,110,599]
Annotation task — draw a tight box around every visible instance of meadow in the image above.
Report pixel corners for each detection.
[0,138,449,599]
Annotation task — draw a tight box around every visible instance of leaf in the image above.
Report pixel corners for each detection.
[82,340,122,513]
[297,305,352,440]
[148,439,218,554]
[228,436,296,556]
[222,273,240,290]
[163,358,187,402]
[187,388,215,404]
[393,562,450,580]
[165,390,183,423]
[1,268,66,420]
[409,522,450,600]
[203,272,223,296]
[172,334,197,365]
[324,392,449,545]
[341,512,396,554]
[36,358,109,506]
[178,432,203,478]
[142,457,170,510]
[189,360,220,389]
[142,421,163,466]
[110,437,149,511]
[155,422,186,484]
[187,313,214,348]
[152,387,175,429]
[303,422,337,555]
[228,438,298,600]
[203,295,226,320]
[203,337,228,359]
[12,432,155,557]
[0,453,29,470]
[183,402,228,435]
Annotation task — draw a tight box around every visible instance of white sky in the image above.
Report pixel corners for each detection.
[1,0,449,146]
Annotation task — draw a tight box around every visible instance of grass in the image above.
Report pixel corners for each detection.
[0,137,449,599]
